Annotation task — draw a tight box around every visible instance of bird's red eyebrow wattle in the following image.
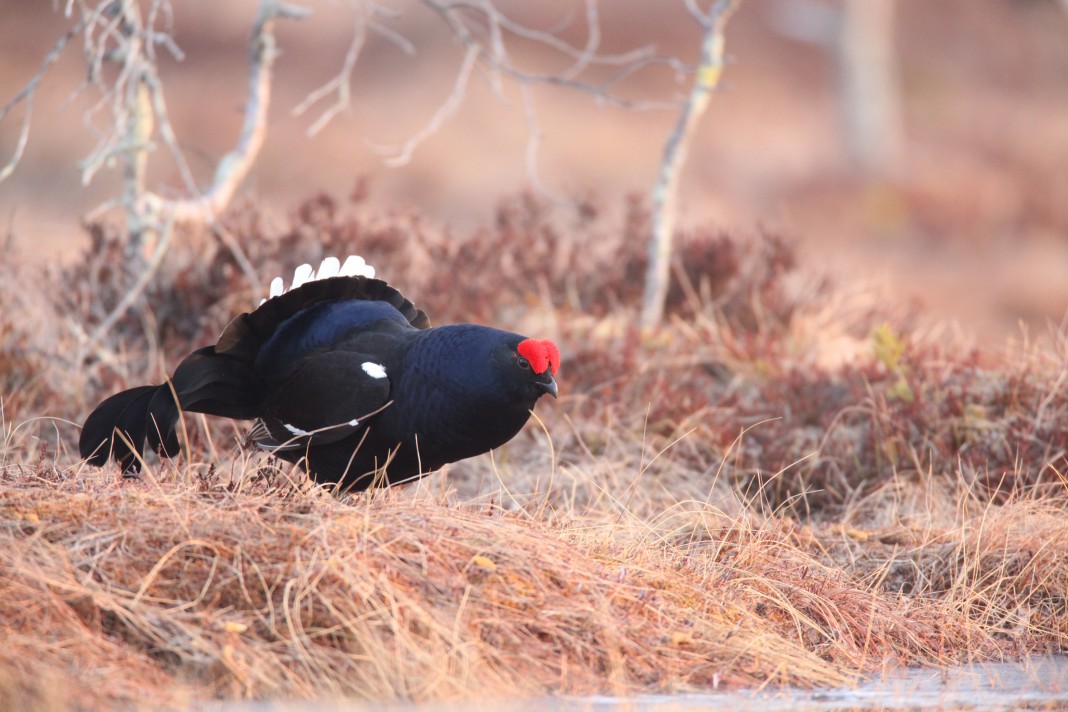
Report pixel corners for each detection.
[518,338,560,375]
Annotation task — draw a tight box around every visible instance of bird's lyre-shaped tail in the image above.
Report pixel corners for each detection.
[78,256,424,474]
[78,347,263,473]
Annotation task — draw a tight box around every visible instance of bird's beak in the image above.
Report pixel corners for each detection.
[538,374,558,399]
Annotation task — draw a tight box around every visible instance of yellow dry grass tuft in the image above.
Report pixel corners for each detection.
[0,468,850,709]
[2,457,1061,710]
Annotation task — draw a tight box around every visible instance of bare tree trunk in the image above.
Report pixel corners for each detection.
[837,0,902,175]
[79,0,308,357]
[641,0,740,332]
[111,0,155,260]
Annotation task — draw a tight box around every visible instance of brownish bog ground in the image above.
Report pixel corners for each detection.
[1,2,1068,710]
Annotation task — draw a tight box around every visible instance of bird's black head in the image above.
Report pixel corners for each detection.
[469,332,559,410]
[438,328,557,405]
[506,336,560,403]
[396,326,560,464]
[408,325,560,411]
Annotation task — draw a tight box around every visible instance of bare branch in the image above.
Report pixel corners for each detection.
[367,18,416,55]
[64,0,308,237]
[76,1,150,189]
[293,3,368,137]
[559,0,599,81]
[80,209,176,359]
[143,0,178,60]
[641,0,741,331]
[683,0,712,28]
[293,1,423,138]
[371,0,683,170]
[145,0,311,223]
[142,68,199,198]
[0,18,86,183]
[519,83,565,204]
[52,0,308,349]
[363,0,417,53]
[375,45,480,167]
[211,222,264,297]
[432,0,674,72]
[0,94,33,185]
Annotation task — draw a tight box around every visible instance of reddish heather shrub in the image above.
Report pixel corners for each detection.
[15,187,1066,513]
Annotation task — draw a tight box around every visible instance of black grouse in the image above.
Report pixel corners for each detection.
[79,256,560,491]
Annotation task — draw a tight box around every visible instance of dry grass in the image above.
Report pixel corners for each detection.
[1,194,1066,709]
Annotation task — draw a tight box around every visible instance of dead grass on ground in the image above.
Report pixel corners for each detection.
[1,193,1066,709]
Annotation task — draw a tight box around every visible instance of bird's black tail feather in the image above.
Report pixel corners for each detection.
[79,346,264,473]
[79,384,171,471]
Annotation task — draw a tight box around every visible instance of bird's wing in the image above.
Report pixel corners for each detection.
[250,350,392,451]
[217,275,429,362]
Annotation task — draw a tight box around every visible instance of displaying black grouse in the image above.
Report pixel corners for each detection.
[79,256,560,491]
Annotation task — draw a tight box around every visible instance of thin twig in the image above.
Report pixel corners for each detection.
[143,67,200,198]
[683,0,712,27]
[293,0,420,138]
[145,0,311,223]
[68,0,307,352]
[210,223,263,298]
[371,0,682,171]
[0,18,87,183]
[519,84,564,204]
[293,2,368,137]
[375,45,480,167]
[80,209,176,359]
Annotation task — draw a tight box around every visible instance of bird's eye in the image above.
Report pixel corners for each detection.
[517,356,531,370]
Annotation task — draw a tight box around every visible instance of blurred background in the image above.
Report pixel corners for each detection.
[2,0,1067,346]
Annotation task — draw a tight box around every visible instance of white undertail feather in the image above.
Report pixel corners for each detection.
[291,263,314,290]
[283,422,312,437]
[268,277,284,299]
[259,255,375,305]
[315,256,340,280]
[339,255,373,278]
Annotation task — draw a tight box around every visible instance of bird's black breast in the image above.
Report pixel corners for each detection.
[374,326,537,463]
[268,322,543,491]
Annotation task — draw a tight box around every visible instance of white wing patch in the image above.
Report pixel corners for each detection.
[260,255,376,305]
[362,362,387,379]
[253,417,362,451]
[283,423,312,437]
